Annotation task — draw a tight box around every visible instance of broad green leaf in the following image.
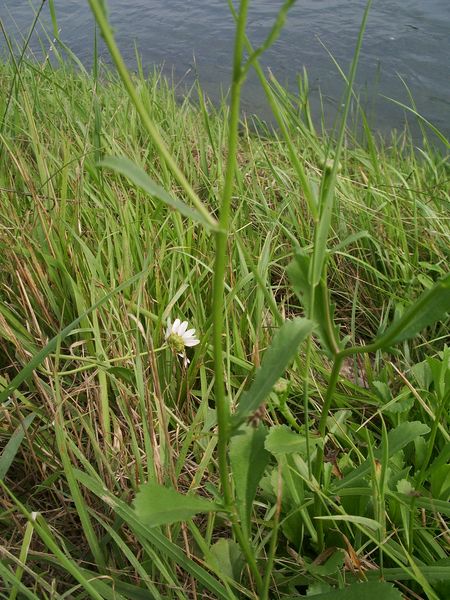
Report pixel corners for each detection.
[230,425,270,536]
[100,156,213,230]
[134,483,220,527]
[210,539,244,582]
[265,425,319,456]
[0,413,35,480]
[315,514,381,531]
[334,421,430,491]
[74,470,229,599]
[374,273,450,348]
[396,479,416,496]
[287,251,341,356]
[286,581,402,600]
[307,583,333,595]
[232,318,314,428]
[411,360,433,390]
[430,465,450,501]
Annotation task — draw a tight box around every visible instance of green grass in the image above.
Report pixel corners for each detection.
[0,6,449,598]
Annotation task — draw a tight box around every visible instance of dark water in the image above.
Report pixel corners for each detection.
[1,1,449,140]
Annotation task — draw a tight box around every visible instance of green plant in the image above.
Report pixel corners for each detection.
[0,0,449,598]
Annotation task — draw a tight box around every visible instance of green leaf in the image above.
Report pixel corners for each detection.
[374,272,450,347]
[100,156,213,230]
[0,413,36,480]
[74,470,229,599]
[286,581,403,599]
[288,251,341,356]
[230,425,270,536]
[430,465,450,501]
[396,479,417,496]
[210,539,244,582]
[400,496,450,518]
[232,318,314,428]
[361,563,450,582]
[334,421,430,491]
[314,515,382,531]
[265,425,318,456]
[134,483,220,527]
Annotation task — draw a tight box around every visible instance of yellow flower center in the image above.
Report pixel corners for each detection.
[167,333,185,353]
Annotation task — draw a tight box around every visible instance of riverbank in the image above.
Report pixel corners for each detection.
[0,61,449,599]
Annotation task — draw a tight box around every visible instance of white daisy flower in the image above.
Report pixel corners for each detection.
[165,317,200,366]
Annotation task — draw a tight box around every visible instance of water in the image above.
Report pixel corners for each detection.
[1,1,449,140]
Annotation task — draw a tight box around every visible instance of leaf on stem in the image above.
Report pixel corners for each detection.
[231,317,314,428]
[134,483,221,527]
[100,156,215,230]
[373,272,450,348]
[288,250,341,356]
[265,424,320,456]
[230,425,270,536]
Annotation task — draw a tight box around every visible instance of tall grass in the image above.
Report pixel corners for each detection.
[0,1,449,599]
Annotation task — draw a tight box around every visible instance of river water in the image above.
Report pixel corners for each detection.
[1,1,449,140]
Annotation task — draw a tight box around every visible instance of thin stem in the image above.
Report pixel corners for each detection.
[212,0,263,591]
[313,352,344,549]
[261,464,283,600]
[316,354,344,462]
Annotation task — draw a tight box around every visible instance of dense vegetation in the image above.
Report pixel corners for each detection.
[0,2,449,598]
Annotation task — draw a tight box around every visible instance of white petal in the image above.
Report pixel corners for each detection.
[172,318,181,334]
[165,318,172,339]
[178,321,189,336]
[184,328,196,337]
[178,353,190,366]
[184,338,200,347]
[183,334,198,342]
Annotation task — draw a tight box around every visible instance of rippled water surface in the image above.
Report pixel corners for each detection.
[1,1,449,137]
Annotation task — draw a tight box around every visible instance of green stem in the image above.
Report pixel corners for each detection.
[313,352,344,549]
[212,0,263,591]
[261,465,283,600]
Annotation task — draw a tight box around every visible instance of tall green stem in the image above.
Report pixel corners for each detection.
[212,0,263,591]
[213,0,248,511]
[313,352,344,549]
